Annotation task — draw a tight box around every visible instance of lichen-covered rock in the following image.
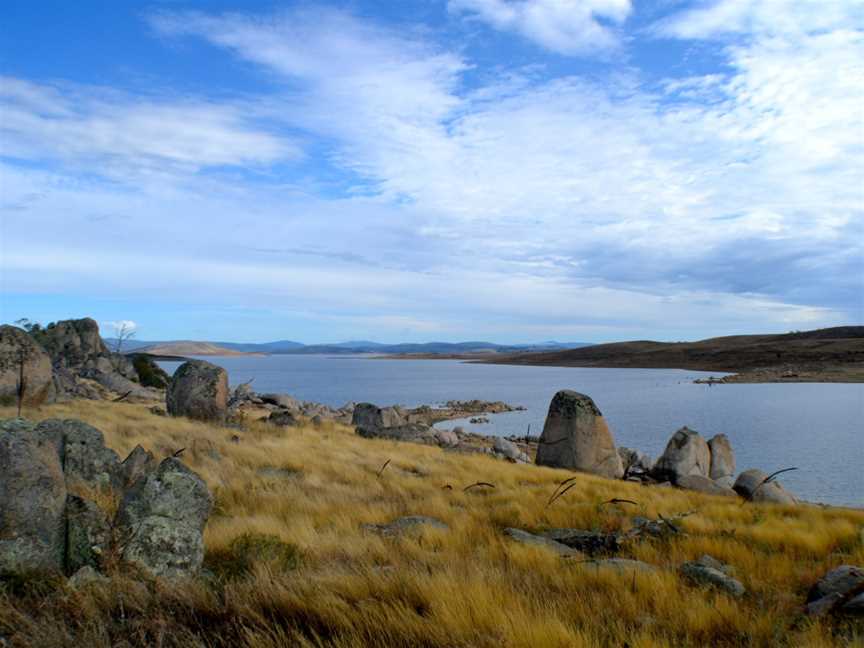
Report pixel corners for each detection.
[119,445,156,488]
[0,325,55,406]
[434,428,460,448]
[166,360,229,422]
[504,528,580,556]
[535,390,624,479]
[38,318,108,375]
[652,427,711,483]
[0,419,67,573]
[733,469,797,505]
[65,495,110,574]
[116,457,213,578]
[269,409,300,427]
[35,419,122,489]
[708,434,736,487]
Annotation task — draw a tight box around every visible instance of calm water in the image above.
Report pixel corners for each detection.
[160,355,864,507]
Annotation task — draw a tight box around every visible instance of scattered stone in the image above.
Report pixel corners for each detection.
[708,434,736,487]
[733,469,797,505]
[806,565,864,616]
[362,516,448,537]
[0,325,55,406]
[269,409,300,427]
[535,390,624,479]
[503,528,581,556]
[0,419,67,573]
[538,529,622,556]
[584,558,657,573]
[65,495,110,574]
[116,457,213,578]
[676,475,737,497]
[652,427,711,483]
[166,360,229,422]
[680,560,745,597]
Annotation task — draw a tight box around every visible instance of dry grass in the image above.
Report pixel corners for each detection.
[1,399,862,647]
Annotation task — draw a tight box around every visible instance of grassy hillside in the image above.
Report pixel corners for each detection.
[482,327,864,379]
[137,341,258,357]
[1,400,862,647]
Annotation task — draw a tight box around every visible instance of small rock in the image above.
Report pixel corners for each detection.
[503,528,581,557]
[680,561,745,597]
[584,558,657,573]
[806,565,864,616]
[733,469,797,504]
[362,516,448,537]
[493,437,529,463]
[676,475,737,497]
[269,410,300,427]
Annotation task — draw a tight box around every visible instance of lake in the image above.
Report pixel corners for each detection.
[160,355,864,507]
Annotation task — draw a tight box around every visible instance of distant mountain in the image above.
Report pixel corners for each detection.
[107,337,594,356]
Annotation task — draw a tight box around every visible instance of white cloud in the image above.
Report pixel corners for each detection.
[448,0,632,55]
[0,76,299,181]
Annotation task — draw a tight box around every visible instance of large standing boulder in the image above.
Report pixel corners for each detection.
[0,325,55,406]
[39,318,109,375]
[652,427,711,483]
[34,419,122,489]
[166,360,229,422]
[352,403,406,434]
[0,419,67,573]
[708,434,736,487]
[116,457,213,578]
[733,469,797,504]
[535,391,624,479]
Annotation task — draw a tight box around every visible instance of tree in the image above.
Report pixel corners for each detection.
[113,321,136,355]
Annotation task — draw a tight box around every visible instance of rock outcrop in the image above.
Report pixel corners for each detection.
[0,325,55,406]
[353,403,406,433]
[535,390,624,479]
[0,419,67,573]
[116,457,213,578]
[35,419,122,489]
[708,434,736,487]
[733,469,797,504]
[166,360,229,422]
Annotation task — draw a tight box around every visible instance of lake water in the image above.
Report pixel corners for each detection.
[160,355,864,507]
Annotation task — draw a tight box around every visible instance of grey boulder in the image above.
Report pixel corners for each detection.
[493,437,529,463]
[0,325,55,406]
[535,390,624,479]
[166,360,229,422]
[806,565,864,616]
[504,528,580,556]
[36,418,122,489]
[116,457,213,578]
[733,469,797,505]
[652,427,711,483]
[708,434,736,487]
[0,419,67,573]
[352,403,406,434]
[676,474,737,497]
[680,557,745,597]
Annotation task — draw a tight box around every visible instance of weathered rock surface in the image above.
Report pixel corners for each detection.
[166,360,229,422]
[0,325,55,406]
[39,318,136,380]
[353,403,406,434]
[680,558,745,597]
[362,516,449,537]
[584,558,657,573]
[35,419,122,488]
[652,427,711,483]
[708,434,736,487]
[535,390,624,479]
[806,565,864,616]
[676,474,737,497]
[618,447,653,475]
[434,428,460,448]
[733,469,797,504]
[116,457,213,578]
[65,495,110,574]
[504,528,580,556]
[0,419,67,573]
[539,529,622,556]
[260,393,300,411]
[119,445,156,488]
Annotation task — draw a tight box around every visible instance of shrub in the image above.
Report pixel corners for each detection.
[205,533,301,581]
[131,354,170,389]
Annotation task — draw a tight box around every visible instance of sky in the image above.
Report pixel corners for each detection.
[1,0,862,344]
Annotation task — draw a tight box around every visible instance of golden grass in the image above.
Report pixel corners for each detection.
[1,399,862,647]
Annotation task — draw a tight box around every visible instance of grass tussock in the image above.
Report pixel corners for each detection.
[1,399,863,647]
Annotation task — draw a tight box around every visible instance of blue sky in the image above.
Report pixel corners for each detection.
[1,0,862,344]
